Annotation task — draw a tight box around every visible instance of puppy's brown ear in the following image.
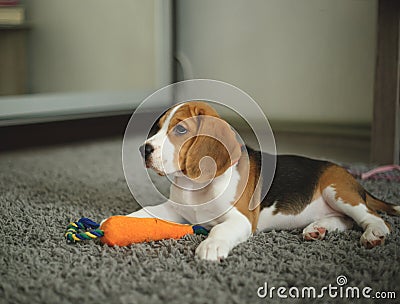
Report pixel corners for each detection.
[184,115,241,182]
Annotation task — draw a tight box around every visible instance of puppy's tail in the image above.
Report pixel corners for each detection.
[366,191,400,216]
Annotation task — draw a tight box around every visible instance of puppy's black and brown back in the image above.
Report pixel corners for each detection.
[260,153,331,214]
[248,147,397,216]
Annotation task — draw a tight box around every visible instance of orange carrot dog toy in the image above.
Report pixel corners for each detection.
[65,216,208,246]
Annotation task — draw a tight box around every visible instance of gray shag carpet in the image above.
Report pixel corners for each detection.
[0,137,399,304]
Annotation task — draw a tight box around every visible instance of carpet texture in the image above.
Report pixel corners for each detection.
[0,138,399,304]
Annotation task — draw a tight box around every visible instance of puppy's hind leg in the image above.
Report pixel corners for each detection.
[321,184,390,249]
[303,216,353,241]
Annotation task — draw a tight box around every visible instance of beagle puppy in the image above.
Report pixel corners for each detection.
[129,101,399,261]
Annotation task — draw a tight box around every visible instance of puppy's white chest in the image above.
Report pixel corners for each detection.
[169,167,240,226]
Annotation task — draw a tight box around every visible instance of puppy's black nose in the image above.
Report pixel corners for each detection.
[139,143,154,159]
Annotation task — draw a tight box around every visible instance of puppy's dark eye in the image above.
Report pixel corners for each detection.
[174,124,187,135]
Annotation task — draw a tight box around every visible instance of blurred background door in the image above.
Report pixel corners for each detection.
[0,0,398,164]
[0,0,173,125]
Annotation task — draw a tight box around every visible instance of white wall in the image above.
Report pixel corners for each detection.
[177,0,377,124]
[26,0,157,93]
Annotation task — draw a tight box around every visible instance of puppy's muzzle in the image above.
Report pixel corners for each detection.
[139,143,154,161]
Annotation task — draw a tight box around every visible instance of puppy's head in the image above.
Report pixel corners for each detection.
[140,101,241,182]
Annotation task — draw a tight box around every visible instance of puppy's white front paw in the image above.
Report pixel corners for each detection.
[195,238,231,261]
